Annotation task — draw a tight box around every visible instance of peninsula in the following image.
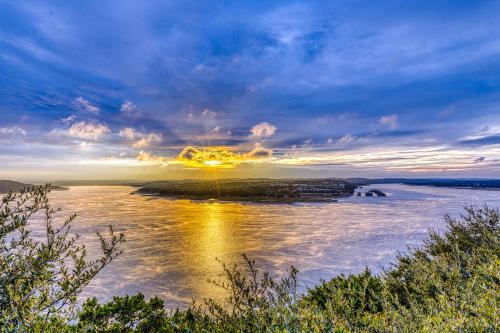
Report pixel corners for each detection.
[0,180,67,193]
[136,178,357,202]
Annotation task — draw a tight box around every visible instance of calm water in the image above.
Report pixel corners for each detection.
[42,184,500,308]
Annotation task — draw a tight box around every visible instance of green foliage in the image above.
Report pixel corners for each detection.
[0,185,125,332]
[73,294,168,332]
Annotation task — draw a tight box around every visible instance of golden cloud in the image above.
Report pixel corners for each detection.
[136,145,274,169]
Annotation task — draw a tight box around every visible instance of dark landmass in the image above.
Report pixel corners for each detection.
[137,178,357,203]
[350,178,500,189]
[0,180,30,193]
[0,180,67,193]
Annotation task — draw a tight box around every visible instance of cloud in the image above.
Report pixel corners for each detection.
[73,97,100,114]
[0,126,26,136]
[119,127,162,148]
[121,100,141,117]
[187,108,217,123]
[163,145,274,168]
[136,151,170,166]
[250,122,277,138]
[459,127,500,146]
[178,146,201,161]
[471,135,500,145]
[61,115,76,125]
[336,134,355,146]
[3,2,500,178]
[68,121,110,140]
[175,146,243,168]
[118,127,139,140]
[78,141,92,151]
[132,134,162,148]
[201,108,216,118]
[246,145,273,158]
[379,114,398,129]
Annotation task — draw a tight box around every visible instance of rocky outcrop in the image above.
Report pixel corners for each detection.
[365,189,386,197]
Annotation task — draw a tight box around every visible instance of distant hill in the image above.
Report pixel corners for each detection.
[0,180,32,193]
[0,180,68,193]
[348,178,500,189]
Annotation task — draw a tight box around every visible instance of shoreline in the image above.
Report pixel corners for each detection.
[134,190,345,204]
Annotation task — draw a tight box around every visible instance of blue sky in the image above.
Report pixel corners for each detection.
[1,0,500,180]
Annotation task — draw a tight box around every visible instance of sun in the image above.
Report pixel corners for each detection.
[203,160,223,167]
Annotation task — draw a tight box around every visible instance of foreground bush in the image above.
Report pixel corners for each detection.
[1,186,498,332]
[0,186,125,332]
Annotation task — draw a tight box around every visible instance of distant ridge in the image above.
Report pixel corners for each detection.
[348,178,500,189]
[0,180,67,193]
[0,180,31,193]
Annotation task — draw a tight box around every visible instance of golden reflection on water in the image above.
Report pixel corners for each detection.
[177,201,246,299]
[46,185,500,308]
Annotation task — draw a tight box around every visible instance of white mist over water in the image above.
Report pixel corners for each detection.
[44,184,500,308]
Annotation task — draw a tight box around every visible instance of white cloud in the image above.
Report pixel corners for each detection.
[136,151,170,166]
[68,121,110,141]
[132,134,162,148]
[201,108,216,118]
[73,97,100,114]
[0,126,26,136]
[121,100,141,117]
[119,127,140,140]
[78,141,92,150]
[460,125,500,142]
[250,122,277,138]
[186,109,218,123]
[336,134,355,146]
[61,115,76,125]
[379,114,398,129]
[119,127,162,148]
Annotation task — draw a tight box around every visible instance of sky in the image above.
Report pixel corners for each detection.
[1,0,500,181]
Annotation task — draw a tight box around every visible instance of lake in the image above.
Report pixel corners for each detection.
[43,184,500,308]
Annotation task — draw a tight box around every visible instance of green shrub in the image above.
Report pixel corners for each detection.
[73,294,168,332]
[0,185,125,332]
